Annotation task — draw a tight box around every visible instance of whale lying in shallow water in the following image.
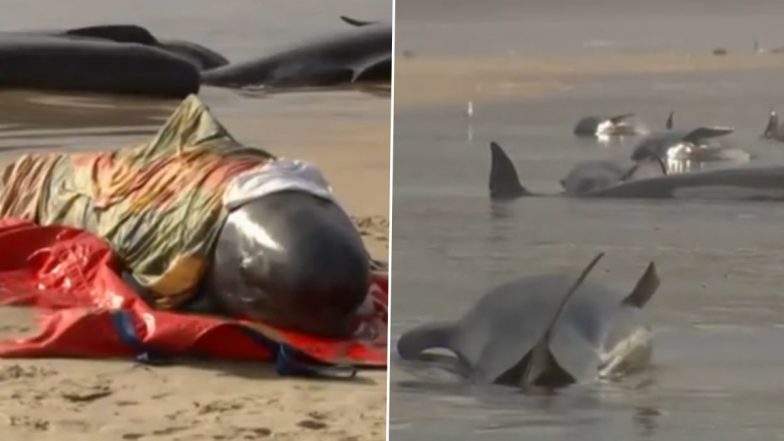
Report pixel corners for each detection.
[490,141,784,202]
[397,253,660,389]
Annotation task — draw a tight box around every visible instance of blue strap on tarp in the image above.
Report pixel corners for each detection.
[110,311,358,378]
[110,310,169,365]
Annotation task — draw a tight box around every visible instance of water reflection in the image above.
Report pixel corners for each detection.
[0,90,175,152]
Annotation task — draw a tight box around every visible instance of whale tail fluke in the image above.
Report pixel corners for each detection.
[622,262,660,308]
[489,142,530,200]
[764,109,779,138]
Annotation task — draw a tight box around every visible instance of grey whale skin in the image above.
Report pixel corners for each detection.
[397,253,660,388]
[490,142,784,202]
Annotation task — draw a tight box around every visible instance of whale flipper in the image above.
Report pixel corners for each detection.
[682,126,734,144]
[64,24,159,45]
[666,111,674,130]
[608,113,635,124]
[618,164,641,182]
[764,109,779,138]
[517,253,604,386]
[340,15,377,27]
[621,263,660,308]
[489,142,530,200]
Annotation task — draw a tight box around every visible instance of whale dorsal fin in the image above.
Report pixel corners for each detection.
[64,24,159,45]
[621,262,660,308]
[608,113,634,124]
[340,15,377,27]
[521,252,605,385]
[489,142,530,200]
[764,109,779,138]
[666,111,674,130]
[682,126,734,143]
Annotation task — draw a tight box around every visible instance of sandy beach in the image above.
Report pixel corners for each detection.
[0,85,389,441]
[0,1,390,437]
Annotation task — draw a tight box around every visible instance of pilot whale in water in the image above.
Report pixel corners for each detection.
[490,141,784,202]
[397,253,660,388]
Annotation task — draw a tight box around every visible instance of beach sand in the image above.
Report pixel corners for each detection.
[0,87,390,441]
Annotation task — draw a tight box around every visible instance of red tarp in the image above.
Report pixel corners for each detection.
[0,218,387,376]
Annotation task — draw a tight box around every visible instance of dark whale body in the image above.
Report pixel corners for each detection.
[490,142,784,202]
[197,191,372,338]
[201,24,392,88]
[0,33,200,97]
[48,24,230,70]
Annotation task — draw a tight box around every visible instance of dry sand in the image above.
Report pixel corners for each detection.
[0,88,390,441]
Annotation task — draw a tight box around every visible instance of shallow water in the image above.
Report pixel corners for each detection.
[391,1,784,440]
[0,0,391,219]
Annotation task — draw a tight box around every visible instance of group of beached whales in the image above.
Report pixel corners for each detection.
[0,16,390,341]
[0,15,390,97]
[395,109,784,391]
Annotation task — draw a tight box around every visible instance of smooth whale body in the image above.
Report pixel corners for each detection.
[0,33,200,97]
[573,113,639,137]
[397,253,660,388]
[559,160,644,195]
[490,141,784,201]
[201,23,392,89]
[198,191,371,338]
[40,24,229,70]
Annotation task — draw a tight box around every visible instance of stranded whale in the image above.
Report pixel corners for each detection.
[490,141,784,202]
[397,253,660,388]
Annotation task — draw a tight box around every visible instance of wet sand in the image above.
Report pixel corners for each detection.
[391,1,784,440]
[0,0,390,439]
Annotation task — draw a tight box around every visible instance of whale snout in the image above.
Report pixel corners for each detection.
[206,191,371,338]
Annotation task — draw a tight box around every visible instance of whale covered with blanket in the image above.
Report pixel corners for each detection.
[0,95,386,376]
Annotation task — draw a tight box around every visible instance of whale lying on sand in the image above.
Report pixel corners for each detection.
[201,21,391,89]
[38,24,229,70]
[0,95,374,338]
[0,31,201,97]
